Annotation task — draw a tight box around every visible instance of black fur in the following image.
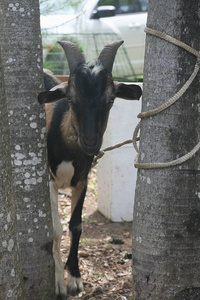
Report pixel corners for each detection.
[43,69,60,91]
[75,63,108,102]
[65,186,87,278]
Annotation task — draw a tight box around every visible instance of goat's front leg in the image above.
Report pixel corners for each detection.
[49,180,66,299]
[65,180,87,295]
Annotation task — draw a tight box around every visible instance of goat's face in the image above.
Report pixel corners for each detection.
[38,41,142,156]
[67,63,116,155]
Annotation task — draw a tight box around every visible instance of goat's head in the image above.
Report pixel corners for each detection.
[38,41,142,156]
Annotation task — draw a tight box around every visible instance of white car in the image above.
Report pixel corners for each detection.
[40,0,148,79]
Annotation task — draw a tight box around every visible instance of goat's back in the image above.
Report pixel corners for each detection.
[43,68,61,91]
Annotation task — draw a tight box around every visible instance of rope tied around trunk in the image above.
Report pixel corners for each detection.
[93,27,200,168]
[134,27,200,168]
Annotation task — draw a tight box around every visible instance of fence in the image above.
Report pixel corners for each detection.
[43,32,139,81]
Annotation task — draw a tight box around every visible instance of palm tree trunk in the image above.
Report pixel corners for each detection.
[132,1,200,299]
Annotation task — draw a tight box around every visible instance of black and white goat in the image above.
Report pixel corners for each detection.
[38,40,142,298]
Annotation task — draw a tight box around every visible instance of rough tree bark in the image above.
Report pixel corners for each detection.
[133,1,200,299]
[0,1,55,299]
[0,49,25,300]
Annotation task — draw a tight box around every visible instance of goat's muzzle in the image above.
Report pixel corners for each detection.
[79,135,102,156]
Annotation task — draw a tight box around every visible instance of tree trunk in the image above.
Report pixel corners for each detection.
[0,49,25,300]
[132,1,200,299]
[0,1,55,299]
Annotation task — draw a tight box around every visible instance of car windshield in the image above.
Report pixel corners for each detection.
[40,0,88,15]
[97,0,148,14]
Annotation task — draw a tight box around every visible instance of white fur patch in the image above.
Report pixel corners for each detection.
[55,161,74,189]
[91,63,104,76]
[49,180,66,298]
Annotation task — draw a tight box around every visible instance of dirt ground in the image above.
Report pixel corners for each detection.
[58,167,133,300]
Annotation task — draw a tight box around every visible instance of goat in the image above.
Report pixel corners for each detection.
[38,40,142,299]
[43,68,61,90]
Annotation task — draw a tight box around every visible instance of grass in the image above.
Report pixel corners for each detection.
[120,217,127,224]
[82,214,96,224]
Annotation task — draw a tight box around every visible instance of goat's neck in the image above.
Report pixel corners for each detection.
[61,109,79,143]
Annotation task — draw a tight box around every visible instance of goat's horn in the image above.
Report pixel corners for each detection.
[58,41,85,73]
[98,40,124,73]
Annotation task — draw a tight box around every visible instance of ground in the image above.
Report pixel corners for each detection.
[58,168,133,300]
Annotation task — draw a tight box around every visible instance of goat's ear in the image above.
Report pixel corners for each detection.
[114,82,142,100]
[38,83,68,104]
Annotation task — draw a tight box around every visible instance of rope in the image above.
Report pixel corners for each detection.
[138,28,200,119]
[134,141,200,169]
[92,138,138,167]
[137,60,200,119]
[132,121,141,153]
[134,27,200,169]
[144,27,200,59]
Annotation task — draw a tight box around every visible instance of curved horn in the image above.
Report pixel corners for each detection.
[58,41,85,73]
[98,40,124,73]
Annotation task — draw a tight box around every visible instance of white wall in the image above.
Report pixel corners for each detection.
[97,83,142,222]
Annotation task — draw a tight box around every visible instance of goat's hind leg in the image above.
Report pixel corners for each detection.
[50,180,66,299]
[65,181,87,295]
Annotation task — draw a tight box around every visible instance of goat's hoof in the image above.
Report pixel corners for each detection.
[55,280,67,300]
[56,292,66,300]
[67,274,83,295]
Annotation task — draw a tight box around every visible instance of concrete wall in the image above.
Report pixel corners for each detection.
[97,83,142,222]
